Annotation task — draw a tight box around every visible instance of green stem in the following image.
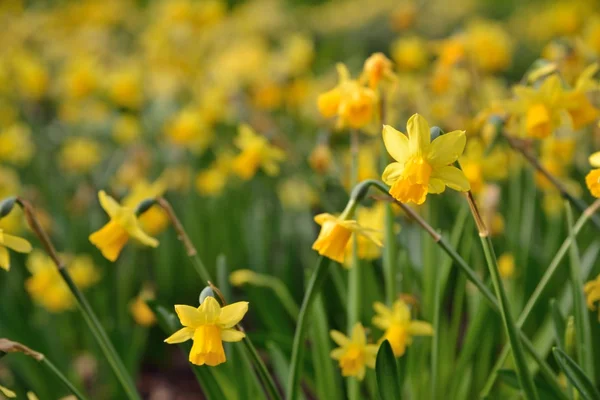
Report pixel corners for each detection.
[41,357,88,400]
[242,336,282,400]
[565,203,594,379]
[286,256,330,400]
[478,234,539,400]
[60,270,140,400]
[481,199,600,395]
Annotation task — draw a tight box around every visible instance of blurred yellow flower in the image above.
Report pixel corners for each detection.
[232,124,285,180]
[498,253,516,279]
[510,75,566,139]
[165,108,213,152]
[382,114,469,205]
[12,53,48,101]
[330,323,378,380]
[465,19,512,73]
[391,36,428,71]
[123,179,169,236]
[361,52,395,90]
[130,286,156,327]
[112,114,141,145]
[0,228,32,271]
[25,251,100,313]
[59,137,102,175]
[164,296,248,366]
[317,64,377,129]
[344,203,386,264]
[107,68,143,109]
[89,191,159,262]
[278,178,318,211]
[195,152,234,197]
[584,274,600,321]
[309,144,333,175]
[0,384,15,398]
[586,151,600,198]
[312,213,382,264]
[372,299,433,357]
[460,139,508,194]
[0,123,35,166]
[61,56,100,100]
[565,64,599,131]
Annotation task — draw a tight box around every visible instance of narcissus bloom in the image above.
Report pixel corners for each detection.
[372,300,433,357]
[164,296,248,366]
[586,152,600,198]
[129,286,156,327]
[232,124,285,180]
[584,274,600,321]
[565,64,600,131]
[123,179,169,236]
[382,114,469,205]
[0,229,32,271]
[330,323,378,380]
[312,213,382,264]
[89,191,158,262]
[360,53,396,89]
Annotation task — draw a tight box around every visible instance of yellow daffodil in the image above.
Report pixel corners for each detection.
[165,108,214,152]
[232,124,285,180]
[317,64,377,129]
[0,123,35,166]
[164,296,248,366]
[308,144,333,175]
[460,139,508,195]
[498,253,516,279]
[312,213,382,264]
[107,67,142,110]
[123,179,169,236]
[361,53,396,90]
[510,75,566,139]
[0,228,31,271]
[278,179,318,211]
[112,114,141,145]
[25,251,100,313]
[344,203,387,264]
[129,286,156,327]
[584,274,600,321]
[89,191,159,262]
[391,36,428,71]
[330,323,378,380]
[465,19,512,73]
[586,151,600,198]
[565,64,599,131]
[372,299,433,357]
[382,114,469,205]
[195,152,234,197]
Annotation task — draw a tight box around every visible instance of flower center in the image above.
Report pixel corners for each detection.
[526,103,551,138]
[339,344,365,376]
[385,323,409,357]
[388,156,432,205]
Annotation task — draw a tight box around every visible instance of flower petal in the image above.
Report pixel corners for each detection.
[432,166,470,192]
[350,323,366,346]
[128,225,159,248]
[1,234,32,254]
[219,301,249,329]
[221,328,245,342]
[427,130,466,167]
[199,296,221,324]
[408,321,434,336]
[0,247,9,271]
[428,178,446,194]
[382,162,404,185]
[590,152,600,168]
[330,330,350,347]
[382,125,410,162]
[164,327,195,343]
[174,305,203,327]
[407,114,430,155]
[330,348,345,360]
[98,190,121,218]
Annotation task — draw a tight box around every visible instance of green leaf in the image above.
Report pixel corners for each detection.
[498,369,563,400]
[553,347,600,400]
[550,299,566,350]
[376,340,401,400]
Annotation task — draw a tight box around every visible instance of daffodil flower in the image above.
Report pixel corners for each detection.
[586,151,600,198]
[372,300,433,357]
[232,124,285,180]
[330,323,378,380]
[0,228,32,271]
[584,274,600,321]
[565,64,599,131]
[164,296,248,366]
[89,191,158,262]
[312,213,382,264]
[382,113,470,205]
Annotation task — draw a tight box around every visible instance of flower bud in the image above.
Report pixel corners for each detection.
[0,197,17,219]
[134,198,156,216]
[199,286,215,305]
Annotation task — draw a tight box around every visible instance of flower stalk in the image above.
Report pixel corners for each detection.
[14,198,140,400]
[464,192,539,400]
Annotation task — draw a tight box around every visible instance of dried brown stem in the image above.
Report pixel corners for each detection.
[156,197,197,257]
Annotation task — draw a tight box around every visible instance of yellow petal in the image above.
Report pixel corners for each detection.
[407,113,430,155]
[330,347,345,360]
[0,246,10,271]
[350,323,366,346]
[392,300,411,322]
[382,125,410,162]
[174,305,203,327]
[373,301,391,317]
[220,328,245,342]
[2,233,33,254]
[198,296,221,324]
[164,327,195,343]
[218,301,249,329]
[427,130,466,167]
[432,166,470,192]
[382,162,404,185]
[0,385,16,398]
[330,330,350,347]
[128,225,159,248]
[408,321,434,336]
[428,178,446,194]
[98,190,121,218]
[314,213,336,226]
[589,152,600,168]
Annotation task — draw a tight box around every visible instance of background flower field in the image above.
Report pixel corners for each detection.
[1,0,600,399]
